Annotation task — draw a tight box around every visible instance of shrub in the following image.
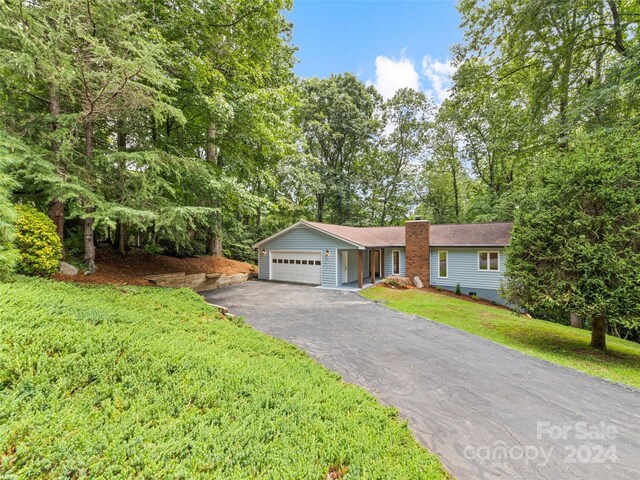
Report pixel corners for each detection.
[14,204,62,277]
[435,285,442,292]
[455,283,462,295]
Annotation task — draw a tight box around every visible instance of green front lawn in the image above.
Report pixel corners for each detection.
[0,277,447,479]
[361,286,640,389]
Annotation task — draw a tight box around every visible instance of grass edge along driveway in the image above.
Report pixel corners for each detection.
[0,277,448,480]
[361,286,640,390]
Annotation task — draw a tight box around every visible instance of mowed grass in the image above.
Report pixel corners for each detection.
[361,286,640,390]
[0,277,447,479]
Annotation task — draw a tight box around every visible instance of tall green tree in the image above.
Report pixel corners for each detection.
[298,74,381,224]
[361,88,432,226]
[502,132,640,350]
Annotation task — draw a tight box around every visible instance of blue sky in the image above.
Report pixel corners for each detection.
[287,0,462,102]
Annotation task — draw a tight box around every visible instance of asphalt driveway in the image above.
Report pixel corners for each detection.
[203,281,640,479]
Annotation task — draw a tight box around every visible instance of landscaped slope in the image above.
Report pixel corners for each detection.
[361,286,640,389]
[0,278,447,479]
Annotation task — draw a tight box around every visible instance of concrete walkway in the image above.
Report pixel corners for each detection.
[203,281,640,479]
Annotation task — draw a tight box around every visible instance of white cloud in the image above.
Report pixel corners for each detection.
[371,54,421,100]
[422,55,456,104]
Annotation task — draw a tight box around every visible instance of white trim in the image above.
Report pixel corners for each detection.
[392,249,401,275]
[438,250,448,278]
[478,250,500,271]
[253,221,364,249]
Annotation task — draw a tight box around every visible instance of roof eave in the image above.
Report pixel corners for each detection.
[429,243,509,247]
[253,221,365,250]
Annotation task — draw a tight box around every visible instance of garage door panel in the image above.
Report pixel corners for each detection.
[271,251,321,285]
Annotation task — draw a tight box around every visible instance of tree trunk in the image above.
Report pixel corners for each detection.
[83,115,96,272]
[118,221,127,255]
[206,123,217,164]
[316,194,325,222]
[451,162,460,222]
[49,198,65,247]
[208,236,223,257]
[116,129,127,255]
[83,209,96,274]
[117,130,127,150]
[590,317,607,350]
[570,312,583,329]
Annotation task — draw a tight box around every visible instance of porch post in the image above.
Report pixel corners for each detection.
[358,250,363,288]
[370,250,375,284]
[380,249,385,278]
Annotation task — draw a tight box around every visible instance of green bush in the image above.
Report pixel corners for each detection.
[455,283,462,295]
[14,204,62,277]
[0,278,447,479]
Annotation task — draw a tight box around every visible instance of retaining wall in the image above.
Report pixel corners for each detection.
[146,272,254,292]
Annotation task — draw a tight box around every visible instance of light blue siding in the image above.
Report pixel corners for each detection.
[383,247,406,277]
[258,226,357,286]
[430,247,506,301]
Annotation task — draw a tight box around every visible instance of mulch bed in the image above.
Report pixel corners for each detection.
[53,248,257,287]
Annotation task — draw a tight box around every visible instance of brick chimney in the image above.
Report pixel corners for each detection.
[405,220,430,286]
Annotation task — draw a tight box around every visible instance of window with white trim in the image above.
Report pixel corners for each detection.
[392,250,400,275]
[438,250,448,278]
[478,251,500,271]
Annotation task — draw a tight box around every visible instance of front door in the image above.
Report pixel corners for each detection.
[341,251,349,283]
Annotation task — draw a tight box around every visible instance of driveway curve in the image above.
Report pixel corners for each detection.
[203,281,640,479]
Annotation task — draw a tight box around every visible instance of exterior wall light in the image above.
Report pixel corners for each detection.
[261,249,267,256]
[325,249,330,257]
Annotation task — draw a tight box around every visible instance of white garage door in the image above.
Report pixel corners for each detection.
[271,251,322,285]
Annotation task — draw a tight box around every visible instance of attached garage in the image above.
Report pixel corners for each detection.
[254,221,406,288]
[270,251,322,285]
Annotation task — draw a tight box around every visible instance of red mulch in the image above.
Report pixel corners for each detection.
[53,248,257,287]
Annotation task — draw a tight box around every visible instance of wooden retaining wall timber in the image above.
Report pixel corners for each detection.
[145,272,256,292]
